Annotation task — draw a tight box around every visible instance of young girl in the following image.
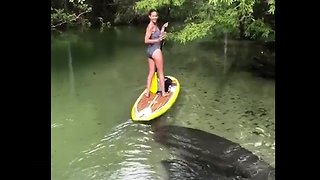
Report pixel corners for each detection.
[144,9,169,97]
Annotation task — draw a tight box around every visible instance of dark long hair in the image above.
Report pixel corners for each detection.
[148,9,157,16]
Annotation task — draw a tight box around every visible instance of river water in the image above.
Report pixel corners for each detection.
[51,26,275,180]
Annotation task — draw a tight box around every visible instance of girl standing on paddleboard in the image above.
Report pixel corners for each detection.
[144,9,169,98]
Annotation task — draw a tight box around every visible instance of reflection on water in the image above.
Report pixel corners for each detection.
[68,43,75,97]
[51,27,274,180]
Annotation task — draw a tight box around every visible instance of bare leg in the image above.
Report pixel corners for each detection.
[152,49,169,97]
[146,58,156,97]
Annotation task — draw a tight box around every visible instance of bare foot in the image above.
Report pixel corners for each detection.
[161,92,169,97]
[145,92,150,98]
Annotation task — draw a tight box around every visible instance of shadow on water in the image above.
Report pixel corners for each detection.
[152,125,275,180]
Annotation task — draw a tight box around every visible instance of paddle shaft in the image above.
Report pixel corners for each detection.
[157,26,167,73]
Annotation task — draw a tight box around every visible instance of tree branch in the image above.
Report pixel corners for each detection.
[51,10,91,28]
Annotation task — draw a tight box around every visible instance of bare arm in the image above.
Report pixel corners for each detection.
[144,25,160,44]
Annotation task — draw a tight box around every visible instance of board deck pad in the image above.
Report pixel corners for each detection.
[137,82,176,113]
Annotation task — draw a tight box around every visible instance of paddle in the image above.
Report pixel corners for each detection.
[150,23,168,93]
[160,24,168,50]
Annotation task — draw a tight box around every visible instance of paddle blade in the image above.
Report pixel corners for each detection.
[150,72,158,94]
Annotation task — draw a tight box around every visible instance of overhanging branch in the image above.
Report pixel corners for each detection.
[51,10,91,28]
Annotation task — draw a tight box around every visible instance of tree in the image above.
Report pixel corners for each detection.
[51,0,92,30]
[134,0,275,43]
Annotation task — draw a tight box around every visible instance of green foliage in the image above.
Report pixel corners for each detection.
[135,0,275,43]
[113,0,142,24]
[268,0,275,15]
[237,0,255,17]
[245,19,274,39]
[51,0,275,41]
[51,0,92,29]
[208,0,237,6]
[69,0,85,3]
[170,21,214,43]
[135,0,185,12]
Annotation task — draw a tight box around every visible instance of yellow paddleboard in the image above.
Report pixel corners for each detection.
[131,74,180,121]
